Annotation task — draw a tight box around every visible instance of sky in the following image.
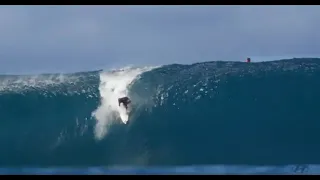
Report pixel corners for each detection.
[0,5,320,74]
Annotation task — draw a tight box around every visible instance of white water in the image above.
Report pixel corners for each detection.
[92,66,153,140]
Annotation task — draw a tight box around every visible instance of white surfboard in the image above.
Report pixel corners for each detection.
[118,104,129,124]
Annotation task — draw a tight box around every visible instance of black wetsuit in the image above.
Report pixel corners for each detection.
[118,97,131,109]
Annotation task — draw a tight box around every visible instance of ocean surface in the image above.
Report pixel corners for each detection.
[0,58,319,175]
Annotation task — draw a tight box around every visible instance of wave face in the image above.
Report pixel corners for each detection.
[1,58,320,168]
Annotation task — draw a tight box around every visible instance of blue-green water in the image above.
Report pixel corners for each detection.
[0,58,319,174]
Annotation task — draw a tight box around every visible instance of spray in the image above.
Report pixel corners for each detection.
[92,66,153,140]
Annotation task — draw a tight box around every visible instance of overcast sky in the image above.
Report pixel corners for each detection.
[0,5,319,74]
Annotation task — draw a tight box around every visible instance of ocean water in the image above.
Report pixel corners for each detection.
[0,58,319,174]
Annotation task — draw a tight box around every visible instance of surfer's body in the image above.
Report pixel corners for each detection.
[118,97,131,109]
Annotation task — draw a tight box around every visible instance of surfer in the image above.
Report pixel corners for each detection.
[118,97,131,110]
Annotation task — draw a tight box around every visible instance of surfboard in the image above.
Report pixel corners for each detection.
[118,104,129,124]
